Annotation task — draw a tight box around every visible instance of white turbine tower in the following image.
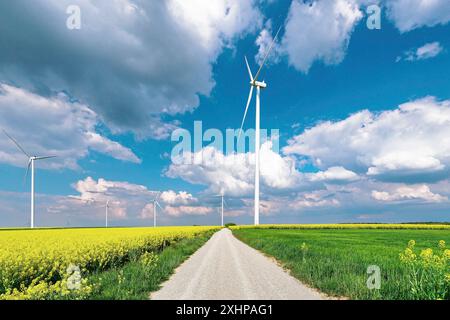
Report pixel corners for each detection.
[213,192,228,227]
[3,130,56,228]
[221,194,224,227]
[152,194,163,228]
[237,27,281,226]
[105,200,110,228]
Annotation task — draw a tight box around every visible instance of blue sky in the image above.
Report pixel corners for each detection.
[1,0,450,227]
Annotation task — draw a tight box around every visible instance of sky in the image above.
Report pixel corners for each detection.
[0,0,450,228]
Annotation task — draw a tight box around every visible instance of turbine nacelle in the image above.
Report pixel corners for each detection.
[251,80,267,89]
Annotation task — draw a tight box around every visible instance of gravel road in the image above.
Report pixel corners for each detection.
[151,228,324,300]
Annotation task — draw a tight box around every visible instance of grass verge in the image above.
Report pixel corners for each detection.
[88,231,215,300]
[232,228,449,300]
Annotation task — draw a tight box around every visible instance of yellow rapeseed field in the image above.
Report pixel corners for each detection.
[0,226,218,300]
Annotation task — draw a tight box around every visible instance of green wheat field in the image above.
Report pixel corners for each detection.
[232,226,450,300]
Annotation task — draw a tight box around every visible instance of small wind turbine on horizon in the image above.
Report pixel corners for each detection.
[105,200,110,228]
[213,192,227,227]
[69,195,111,228]
[237,27,282,226]
[3,130,56,228]
[221,194,224,227]
[151,193,163,228]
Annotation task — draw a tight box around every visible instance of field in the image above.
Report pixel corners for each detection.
[0,226,218,300]
[232,223,450,230]
[232,225,450,300]
[2,224,448,300]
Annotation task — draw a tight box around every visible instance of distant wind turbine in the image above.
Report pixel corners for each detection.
[69,195,111,228]
[105,200,110,228]
[221,194,224,227]
[213,192,228,227]
[152,193,163,227]
[237,27,281,226]
[3,130,56,228]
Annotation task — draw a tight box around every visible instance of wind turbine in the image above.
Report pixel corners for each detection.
[213,192,228,227]
[237,27,281,226]
[3,130,56,228]
[221,194,224,227]
[151,194,163,227]
[69,195,111,228]
[105,200,110,228]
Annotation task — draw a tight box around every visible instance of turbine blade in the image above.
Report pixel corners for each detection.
[151,191,161,202]
[156,201,163,210]
[237,86,254,143]
[244,56,254,81]
[23,159,31,187]
[35,155,57,160]
[253,26,282,82]
[3,130,30,157]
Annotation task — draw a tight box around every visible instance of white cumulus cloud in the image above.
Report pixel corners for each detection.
[55,177,214,220]
[310,166,359,183]
[0,84,140,170]
[159,190,197,206]
[386,0,450,32]
[281,0,363,73]
[372,185,448,202]
[284,97,450,183]
[165,141,305,196]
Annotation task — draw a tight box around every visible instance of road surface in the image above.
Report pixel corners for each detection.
[151,228,324,300]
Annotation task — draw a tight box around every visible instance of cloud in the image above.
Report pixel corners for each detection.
[140,203,157,219]
[281,0,363,73]
[64,176,156,218]
[72,177,152,200]
[255,20,281,66]
[284,97,450,183]
[289,191,340,209]
[386,0,450,32]
[166,147,253,196]
[3,177,450,226]
[254,0,449,73]
[165,141,306,196]
[310,166,359,183]
[164,205,214,217]
[159,190,197,206]
[142,190,214,218]
[0,0,262,138]
[0,84,140,169]
[372,185,448,203]
[397,42,444,62]
[66,177,213,220]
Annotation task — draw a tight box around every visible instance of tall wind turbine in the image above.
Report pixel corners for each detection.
[3,130,56,228]
[238,27,281,226]
[152,194,163,228]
